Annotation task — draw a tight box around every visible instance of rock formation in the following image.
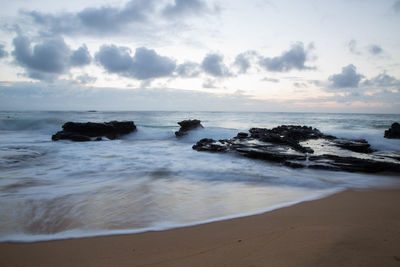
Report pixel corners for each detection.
[384,122,400,139]
[52,121,136,141]
[175,119,203,137]
[193,125,400,173]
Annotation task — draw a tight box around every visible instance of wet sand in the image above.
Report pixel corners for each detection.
[1,189,400,267]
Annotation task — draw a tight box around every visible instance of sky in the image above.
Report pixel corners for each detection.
[0,0,399,113]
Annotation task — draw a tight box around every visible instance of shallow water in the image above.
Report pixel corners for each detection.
[1,111,400,241]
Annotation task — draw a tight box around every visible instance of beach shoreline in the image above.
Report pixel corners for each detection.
[1,188,400,267]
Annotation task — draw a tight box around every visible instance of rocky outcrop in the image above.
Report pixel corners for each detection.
[52,121,136,141]
[384,122,400,139]
[193,125,400,173]
[175,119,203,137]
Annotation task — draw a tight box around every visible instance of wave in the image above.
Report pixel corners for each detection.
[0,117,64,132]
[0,188,339,242]
[121,126,239,142]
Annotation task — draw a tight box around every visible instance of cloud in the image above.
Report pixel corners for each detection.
[201,53,231,77]
[261,77,279,83]
[75,74,97,84]
[363,72,400,88]
[70,45,92,66]
[12,35,69,74]
[176,62,201,78]
[77,0,154,32]
[259,42,314,72]
[24,0,215,37]
[11,35,91,81]
[368,44,383,55]
[95,45,176,80]
[234,51,258,74]
[293,82,307,88]
[162,0,209,17]
[25,0,156,34]
[0,44,8,59]
[202,78,217,88]
[328,64,364,88]
[0,81,289,112]
[348,39,360,55]
[394,0,400,13]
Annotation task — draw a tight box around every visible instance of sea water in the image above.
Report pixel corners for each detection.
[1,111,400,242]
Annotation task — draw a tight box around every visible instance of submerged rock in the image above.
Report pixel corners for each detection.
[175,119,203,137]
[193,125,400,173]
[52,121,136,142]
[384,122,400,139]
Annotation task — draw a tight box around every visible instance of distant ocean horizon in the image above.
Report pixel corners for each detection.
[2,109,400,115]
[1,110,400,242]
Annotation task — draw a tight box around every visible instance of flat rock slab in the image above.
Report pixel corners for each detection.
[193,125,400,173]
[52,121,136,142]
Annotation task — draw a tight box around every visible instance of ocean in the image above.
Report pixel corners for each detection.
[1,111,400,242]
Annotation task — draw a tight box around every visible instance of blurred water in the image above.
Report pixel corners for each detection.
[0,111,399,241]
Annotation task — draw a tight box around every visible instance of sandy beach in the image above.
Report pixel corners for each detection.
[1,188,400,267]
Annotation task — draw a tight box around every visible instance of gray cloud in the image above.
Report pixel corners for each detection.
[77,0,155,32]
[363,72,400,88]
[12,35,69,74]
[202,78,217,88]
[163,0,208,17]
[0,44,8,59]
[348,39,360,55]
[0,81,287,112]
[95,45,132,73]
[368,44,383,55]
[293,82,307,88]
[201,53,231,77]
[329,64,364,88]
[261,77,279,83]
[25,0,156,35]
[394,0,400,13]
[2,81,398,113]
[24,0,214,36]
[259,42,314,72]
[95,45,176,80]
[76,74,97,84]
[176,62,201,78]
[70,45,91,66]
[234,51,258,74]
[12,35,91,81]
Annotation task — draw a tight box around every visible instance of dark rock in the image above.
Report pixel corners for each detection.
[51,132,91,142]
[236,132,249,139]
[384,122,400,139]
[175,119,203,137]
[332,138,373,153]
[249,125,324,142]
[192,138,228,152]
[52,121,136,142]
[249,126,317,154]
[308,155,400,173]
[193,125,400,174]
